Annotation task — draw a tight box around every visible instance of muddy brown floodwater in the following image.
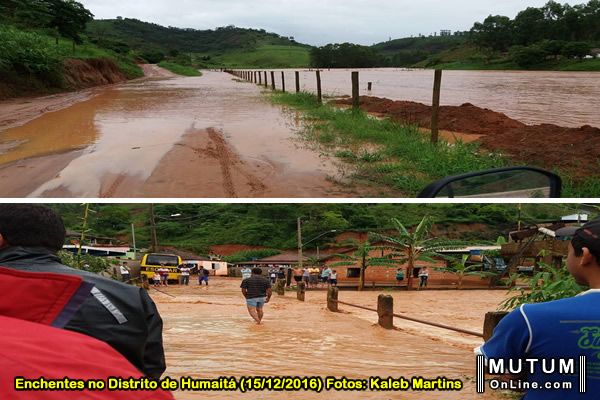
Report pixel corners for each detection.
[154,277,509,400]
[272,68,600,128]
[0,67,373,198]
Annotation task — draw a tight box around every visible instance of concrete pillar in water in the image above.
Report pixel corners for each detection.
[327,286,338,312]
[276,278,286,295]
[483,311,509,340]
[377,294,394,329]
[297,281,306,301]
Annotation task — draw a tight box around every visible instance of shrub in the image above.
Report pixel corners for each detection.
[0,25,63,86]
[511,45,547,68]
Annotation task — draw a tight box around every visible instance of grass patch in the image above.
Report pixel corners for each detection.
[270,91,599,197]
[271,92,505,195]
[198,45,310,68]
[158,61,202,76]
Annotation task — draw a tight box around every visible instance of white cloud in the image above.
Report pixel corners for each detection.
[79,0,573,46]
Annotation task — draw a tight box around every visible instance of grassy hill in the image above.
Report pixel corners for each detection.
[87,18,312,68]
[199,45,310,68]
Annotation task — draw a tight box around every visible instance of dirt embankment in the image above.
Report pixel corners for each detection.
[0,58,128,101]
[335,96,600,178]
[62,58,127,89]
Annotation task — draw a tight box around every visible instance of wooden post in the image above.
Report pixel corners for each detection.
[264,71,268,88]
[367,82,372,91]
[276,278,285,295]
[327,286,338,312]
[258,71,262,85]
[281,71,286,92]
[483,311,509,340]
[316,70,322,104]
[286,268,292,287]
[351,71,359,110]
[297,281,306,301]
[255,71,258,83]
[295,71,300,93]
[270,71,276,90]
[377,294,394,329]
[430,69,442,144]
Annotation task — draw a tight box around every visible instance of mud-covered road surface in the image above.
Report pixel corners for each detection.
[154,277,507,399]
[0,67,370,198]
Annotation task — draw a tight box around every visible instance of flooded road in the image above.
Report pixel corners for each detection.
[269,68,600,128]
[0,68,364,198]
[155,278,507,399]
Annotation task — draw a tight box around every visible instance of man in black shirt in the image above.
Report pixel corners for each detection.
[240,268,272,324]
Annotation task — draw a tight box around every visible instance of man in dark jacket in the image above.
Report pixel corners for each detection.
[0,205,166,379]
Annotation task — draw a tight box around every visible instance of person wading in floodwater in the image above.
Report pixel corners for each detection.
[240,268,272,325]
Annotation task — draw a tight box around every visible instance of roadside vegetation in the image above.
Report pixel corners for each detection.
[500,262,584,310]
[157,61,201,76]
[0,0,142,98]
[269,91,599,198]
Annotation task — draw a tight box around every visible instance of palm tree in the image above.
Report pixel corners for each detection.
[435,255,499,289]
[371,216,465,290]
[329,240,397,291]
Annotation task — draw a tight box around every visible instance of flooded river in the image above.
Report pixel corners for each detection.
[268,68,600,127]
[155,278,508,399]
[0,69,361,198]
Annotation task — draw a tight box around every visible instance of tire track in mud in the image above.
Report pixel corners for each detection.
[182,127,267,197]
[100,174,126,198]
[206,128,237,197]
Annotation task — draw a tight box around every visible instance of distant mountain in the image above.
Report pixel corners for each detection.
[87,18,311,55]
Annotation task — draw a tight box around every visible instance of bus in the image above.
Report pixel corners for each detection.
[140,253,183,282]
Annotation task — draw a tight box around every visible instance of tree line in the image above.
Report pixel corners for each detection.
[52,204,575,256]
[1,0,93,44]
[470,0,599,67]
[310,1,599,68]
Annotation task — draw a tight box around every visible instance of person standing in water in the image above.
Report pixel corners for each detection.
[240,268,272,325]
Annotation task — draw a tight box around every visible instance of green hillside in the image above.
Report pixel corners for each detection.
[371,35,467,67]
[87,18,311,68]
[51,204,583,258]
[201,45,310,68]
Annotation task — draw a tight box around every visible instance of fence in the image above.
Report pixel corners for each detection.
[224,68,443,143]
[268,281,506,339]
[322,286,507,339]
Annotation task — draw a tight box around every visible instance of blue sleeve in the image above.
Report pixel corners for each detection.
[481,306,531,360]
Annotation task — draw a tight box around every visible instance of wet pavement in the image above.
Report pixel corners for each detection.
[154,278,507,399]
[0,69,363,198]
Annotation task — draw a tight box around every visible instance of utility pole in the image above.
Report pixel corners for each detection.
[131,223,137,260]
[77,203,91,261]
[150,204,158,252]
[297,217,303,269]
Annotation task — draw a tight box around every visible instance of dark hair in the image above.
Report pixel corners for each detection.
[252,267,263,275]
[0,205,66,252]
[572,235,600,263]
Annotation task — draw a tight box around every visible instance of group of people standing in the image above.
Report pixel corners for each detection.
[293,266,337,288]
[151,263,211,287]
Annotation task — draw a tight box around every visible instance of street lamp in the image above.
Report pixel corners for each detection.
[297,217,338,269]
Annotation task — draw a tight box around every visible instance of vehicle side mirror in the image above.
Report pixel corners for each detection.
[418,167,562,198]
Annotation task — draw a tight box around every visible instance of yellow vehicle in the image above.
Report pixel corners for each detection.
[140,253,183,282]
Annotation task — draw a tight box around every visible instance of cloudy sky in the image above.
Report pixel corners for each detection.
[79,0,574,46]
